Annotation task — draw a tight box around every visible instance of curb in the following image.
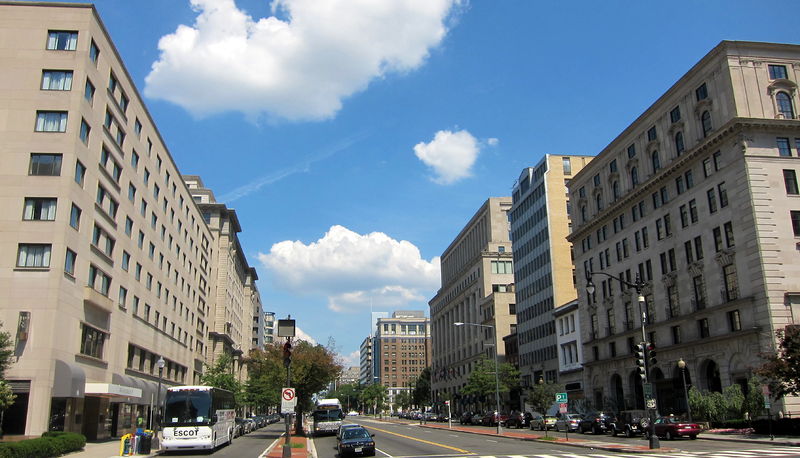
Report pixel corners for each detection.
[414,423,679,454]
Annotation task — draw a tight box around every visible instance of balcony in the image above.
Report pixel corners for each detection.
[84,286,113,311]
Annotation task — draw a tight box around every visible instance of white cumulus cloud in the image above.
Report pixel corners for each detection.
[144,0,461,121]
[294,326,317,344]
[258,225,440,313]
[413,129,481,184]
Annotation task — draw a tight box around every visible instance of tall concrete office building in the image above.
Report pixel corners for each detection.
[510,155,592,390]
[567,41,800,414]
[0,2,263,437]
[429,197,515,412]
[374,311,430,408]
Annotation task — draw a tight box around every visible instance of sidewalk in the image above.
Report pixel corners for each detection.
[701,430,800,447]
[66,438,160,458]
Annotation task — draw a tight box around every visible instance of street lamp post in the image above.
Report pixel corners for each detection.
[585,271,660,449]
[154,356,165,449]
[678,359,692,422]
[454,322,502,435]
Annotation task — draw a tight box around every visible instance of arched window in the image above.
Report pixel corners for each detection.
[651,150,661,171]
[631,167,639,186]
[701,111,712,137]
[777,91,795,119]
[675,131,685,155]
[612,180,620,201]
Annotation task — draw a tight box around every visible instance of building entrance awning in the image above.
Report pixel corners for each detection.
[85,382,142,398]
[53,359,85,398]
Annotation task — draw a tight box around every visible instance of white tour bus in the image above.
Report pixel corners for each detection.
[161,385,236,451]
[312,398,344,435]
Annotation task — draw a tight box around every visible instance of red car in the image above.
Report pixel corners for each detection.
[645,416,701,440]
[480,411,508,426]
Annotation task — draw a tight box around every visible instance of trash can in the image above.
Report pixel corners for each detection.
[137,433,152,454]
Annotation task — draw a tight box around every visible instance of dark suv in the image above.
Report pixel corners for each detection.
[578,412,616,434]
[610,410,650,438]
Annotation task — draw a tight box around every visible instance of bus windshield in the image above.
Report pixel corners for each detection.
[164,389,212,426]
[313,409,343,422]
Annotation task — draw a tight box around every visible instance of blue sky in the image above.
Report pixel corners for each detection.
[57,0,797,366]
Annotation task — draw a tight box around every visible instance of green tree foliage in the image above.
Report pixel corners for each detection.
[0,323,13,380]
[757,325,800,399]
[359,383,388,414]
[526,381,565,414]
[742,377,765,419]
[411,367,431,407]
[327,383,363,412]
[393,390,412,411]
[199,354,243,405]
[688,383,754,423]
[461,358,520,410]
[246,340,342,434]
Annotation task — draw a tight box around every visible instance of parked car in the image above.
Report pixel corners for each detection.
[470,412,484,425]
[578,412,616,434]
[348,411,360,416]
[434,412,449,422]
[480,411,508,426]
[459,411,475,425]
[610,410,649,438]
[245,418,257,432]
[234,418,247,437]
[530,414,557,430]
[646,416,702,440]
[337,425,376,456]
[504,411,532,429]
[553,413,582,432]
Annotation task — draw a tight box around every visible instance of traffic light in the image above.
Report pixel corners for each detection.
[635,343,647,379]
[283,340,292,367]
[647,342,657,366]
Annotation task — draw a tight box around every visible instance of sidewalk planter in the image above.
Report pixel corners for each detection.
[0,432,86,458]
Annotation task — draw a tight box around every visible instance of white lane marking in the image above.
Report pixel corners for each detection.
[259,433,284,458]
[448,434,459,437]
[485,439,498,442]
[375,447,393,457]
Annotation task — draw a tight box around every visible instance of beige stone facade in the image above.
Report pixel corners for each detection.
[510,155,592,392]
[567,41,800,414]
[0,2,263,437]
[184,176,260,382]
[429,197,515,412]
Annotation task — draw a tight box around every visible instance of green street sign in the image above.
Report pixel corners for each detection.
[555,392,568,403]
[643,382,653,397]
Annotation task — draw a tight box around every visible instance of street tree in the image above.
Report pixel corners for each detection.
[200,354,243,406]
[360,383,388,415]
[411,367,431,407]
[461,358,520,411]
[393,390,412,411]
[0,324,13,379]
[246,340,341,434]
[327,383,363,413]
[756,325,800,399]
[526,381,565,414]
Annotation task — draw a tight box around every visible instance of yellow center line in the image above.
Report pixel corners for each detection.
[366,425,474,455]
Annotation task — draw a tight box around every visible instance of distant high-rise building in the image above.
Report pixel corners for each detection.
[510,155,592,392]
[263,311,276,344]
[359,335,376,385]
[374,311,430,409]
[568,41,800,414]
[429,197,515,412]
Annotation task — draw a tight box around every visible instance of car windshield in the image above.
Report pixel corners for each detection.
[343,429,371,440]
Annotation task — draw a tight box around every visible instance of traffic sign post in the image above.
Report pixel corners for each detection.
[554,393,569,441]
[281,387,297,413]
